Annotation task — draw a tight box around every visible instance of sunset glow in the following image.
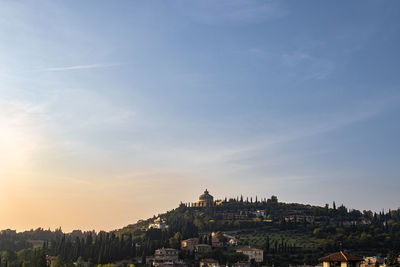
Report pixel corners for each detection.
[1,0,400,233]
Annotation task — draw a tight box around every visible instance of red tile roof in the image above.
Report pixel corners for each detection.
[319,252,362,262]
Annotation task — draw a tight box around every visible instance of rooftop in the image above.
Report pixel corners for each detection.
[319,252,363,262]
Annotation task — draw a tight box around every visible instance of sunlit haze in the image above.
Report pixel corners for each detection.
[1,0,400,232]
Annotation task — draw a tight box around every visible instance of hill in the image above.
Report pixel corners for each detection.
[1,193,399,266]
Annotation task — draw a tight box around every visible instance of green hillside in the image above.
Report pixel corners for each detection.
[1,195,400,267]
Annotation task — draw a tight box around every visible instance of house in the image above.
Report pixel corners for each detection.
[223,234,238,246]
[148,217,168,230]
[228,237,238,246]
[319,251,363,267]
[255,210,266,217]
[211,236,223,247]
[154,248,179,266]
[181,238,199,251]
[146,256,155,265]
[194,244,212,253]
[362,256,384,267]
[200,259,220,267]
[284,215,314,224]
[236,248,263,263]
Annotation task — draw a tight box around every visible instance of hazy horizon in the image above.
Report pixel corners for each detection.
[1,0,400,232]
[2,190,399,233]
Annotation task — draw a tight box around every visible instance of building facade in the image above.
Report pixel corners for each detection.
[319,251,363,267]
[154,248,179,266]
[236,248,264,263]
[148,217,168,229]
[181,238,199,251]
[193,189,214,207]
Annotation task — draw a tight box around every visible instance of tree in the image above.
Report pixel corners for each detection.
[76,257,84,267]
[31,248,47,267]
[386,251,399,267]
[169,237,180,249]
[214,232,226,243]
[53,256,64,267]
[227,252,248,264]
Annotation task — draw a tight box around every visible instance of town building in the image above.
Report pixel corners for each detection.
[224,234,239,246]
[181,238,199,251]
[255,210,266,217]
[154,248,179,266]
[212,236,223,247]
[319,251,363,267]
[200,259,220,267]
[146,256,155,265]
[236,248,263,263]
[148,217,168,230]
[193,189,214,207]
[228,237,238,246]
[222,213,250,220]
[284,215,314,224]
[362,256,385,267]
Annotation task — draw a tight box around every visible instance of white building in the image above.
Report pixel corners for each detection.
[148,217,168,229]
[236,248,263,263]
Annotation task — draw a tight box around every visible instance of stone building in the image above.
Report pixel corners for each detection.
[200,259,220,267]
[154,248,179,266]
[319,251,363,267]
[148,217,168,230]
[236,247,264,263]
[193,189,214,207]
[181,238,199,251]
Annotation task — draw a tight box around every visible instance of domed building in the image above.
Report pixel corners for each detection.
[193,189,214,207]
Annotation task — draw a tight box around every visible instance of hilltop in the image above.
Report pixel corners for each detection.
[115,190,399,258]
[1,190,399,266]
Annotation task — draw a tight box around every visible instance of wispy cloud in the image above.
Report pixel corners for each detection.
[29,63,124,72]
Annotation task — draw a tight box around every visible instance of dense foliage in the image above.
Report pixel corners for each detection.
[1,197,400,266]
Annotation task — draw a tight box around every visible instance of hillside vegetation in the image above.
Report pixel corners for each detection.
[1,196,400,266]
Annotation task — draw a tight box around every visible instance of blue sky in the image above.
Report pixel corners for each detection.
[0,0,400,231]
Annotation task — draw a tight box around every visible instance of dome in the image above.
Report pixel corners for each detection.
[199,189,213,201]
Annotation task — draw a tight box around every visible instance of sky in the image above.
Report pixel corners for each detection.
[1,0,400,232]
